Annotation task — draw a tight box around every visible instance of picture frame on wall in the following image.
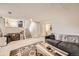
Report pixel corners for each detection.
[18,21,23,27]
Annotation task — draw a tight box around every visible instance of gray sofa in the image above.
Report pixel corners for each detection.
[45,34,79,56]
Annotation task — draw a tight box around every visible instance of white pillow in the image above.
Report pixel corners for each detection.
[54,33,60,40]
[0,37,6,47]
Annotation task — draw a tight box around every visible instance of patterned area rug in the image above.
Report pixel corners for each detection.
[10,43,43,56]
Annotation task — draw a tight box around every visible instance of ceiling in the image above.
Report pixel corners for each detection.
[0,3,79,23]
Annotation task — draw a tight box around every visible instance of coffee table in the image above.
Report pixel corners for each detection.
[35,42,69,56]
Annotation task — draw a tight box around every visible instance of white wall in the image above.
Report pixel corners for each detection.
[52,19,79,35]
[24,19,31,29]
[0,18,5,29]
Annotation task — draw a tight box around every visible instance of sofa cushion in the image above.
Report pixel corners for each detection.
[46,39,61,47]
[55,34,79,43]
[45,34,55,40]
[58,42,79,56]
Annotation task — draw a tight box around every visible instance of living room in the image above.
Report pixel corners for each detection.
[0,3,79,56]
